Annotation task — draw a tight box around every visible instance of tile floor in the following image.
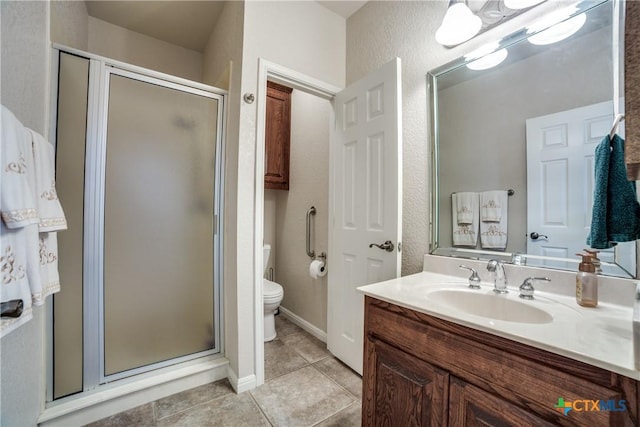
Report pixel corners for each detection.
[86,315,362,426]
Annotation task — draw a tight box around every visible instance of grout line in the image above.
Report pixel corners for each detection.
[310,361,360,402]
[151,401,158,426]
[310,400,359,427]
[248,389,275,426]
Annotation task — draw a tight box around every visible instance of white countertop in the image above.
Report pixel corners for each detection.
[358,270,640,380]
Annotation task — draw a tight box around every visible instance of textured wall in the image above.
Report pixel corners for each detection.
[50,0,88,51]
[346,0,572,275]
[275,90,330,332]
[202,0,245,382]
[203,1,243,90]
[88,16,204,82]
[0,1,50,425]
[235,0,345,379]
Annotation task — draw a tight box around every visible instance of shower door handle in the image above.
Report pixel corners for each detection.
[369,240,394,252]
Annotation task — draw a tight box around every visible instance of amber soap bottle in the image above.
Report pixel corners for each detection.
[576,253,598,307]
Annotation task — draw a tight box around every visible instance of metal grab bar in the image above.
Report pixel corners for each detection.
[306,206,316,258]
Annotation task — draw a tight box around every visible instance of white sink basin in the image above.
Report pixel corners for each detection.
[426,289,553,324]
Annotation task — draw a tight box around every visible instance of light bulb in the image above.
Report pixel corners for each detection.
[467,49,508,70]
[435,3,482,46]
[528,12,586,45]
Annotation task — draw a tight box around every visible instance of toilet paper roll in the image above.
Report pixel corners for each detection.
[309,260,327,279]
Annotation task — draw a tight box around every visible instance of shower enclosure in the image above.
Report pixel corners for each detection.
[50,49,224,399]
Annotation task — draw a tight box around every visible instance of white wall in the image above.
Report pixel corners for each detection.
[346,0,571,275]
[234,0,345,382]
[51,0,88,51]
[0,1,51,425]
[275,90,330,332]
[88,16,204,82]
[203,1,243,90]
[202,0,246,388]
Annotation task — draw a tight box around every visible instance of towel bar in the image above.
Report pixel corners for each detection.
[452,189,515,196]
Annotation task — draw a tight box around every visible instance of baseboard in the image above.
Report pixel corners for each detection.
[226,367,257,393]
[38,356,229,426]
[279,306,327,343]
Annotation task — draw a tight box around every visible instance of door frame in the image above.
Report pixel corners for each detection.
[254,59,340,386]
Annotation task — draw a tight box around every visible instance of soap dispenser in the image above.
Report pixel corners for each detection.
[576,253,598,307]
[584,249,602,274]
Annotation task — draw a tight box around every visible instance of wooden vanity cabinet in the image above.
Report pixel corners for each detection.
[264,81,292,190]
[363,296,640,426]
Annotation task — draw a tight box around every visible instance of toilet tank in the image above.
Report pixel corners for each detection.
[263,244,271,275]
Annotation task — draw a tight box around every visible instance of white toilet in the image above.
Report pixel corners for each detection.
[263,244,284,342]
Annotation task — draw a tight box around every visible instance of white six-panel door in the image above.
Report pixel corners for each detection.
[328,58,402,374]
[526,101,613,268]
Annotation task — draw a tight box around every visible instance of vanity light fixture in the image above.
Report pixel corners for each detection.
[503,0,545,10]
[528,12,587,45]
[466,48,509,70]
[435,0,482,47]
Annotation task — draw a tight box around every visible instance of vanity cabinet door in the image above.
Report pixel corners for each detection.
[364,337,449,426]
[448,378,555,427]
[264,81,292,190]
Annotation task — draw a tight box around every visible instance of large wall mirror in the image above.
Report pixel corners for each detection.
[429,0,636,278]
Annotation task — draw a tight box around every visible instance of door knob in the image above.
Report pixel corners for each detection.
[529,232,548,240]
[369,240,395,252]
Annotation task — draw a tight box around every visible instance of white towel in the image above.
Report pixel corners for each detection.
[27,130,65,305]
[29,129,67,232]
[0,222,34,337]
[1,106,39,228]
[34,232,61,305]
[480,190,504,222]
[480,191,508,249]
[452,193,478,246]
[456,192,476,224]
[1,107,65,320]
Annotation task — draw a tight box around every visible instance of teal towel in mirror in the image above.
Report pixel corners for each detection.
[587,134,640,249]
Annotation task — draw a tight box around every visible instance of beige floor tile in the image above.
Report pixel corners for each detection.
[313,357,362,399]
[280,332,330,363]
[157,393,270,427]
[265,338,309,380]
[251,366,355,426]
[275,314,304,337]
[155,379,235,419]
[85,403,155,427]
[314,402,362,427]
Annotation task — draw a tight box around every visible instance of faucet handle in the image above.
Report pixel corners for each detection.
[459,265,481,289]
[519,277,550,300]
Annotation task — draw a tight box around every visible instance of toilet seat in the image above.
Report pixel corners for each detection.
[264,279,283,302]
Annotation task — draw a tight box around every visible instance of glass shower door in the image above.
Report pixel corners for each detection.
[103,72,219,377]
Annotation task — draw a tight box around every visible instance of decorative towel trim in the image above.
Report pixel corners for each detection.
[5,152,27,174]
[32,281,60,306]
[39,217,67,231]
[1,208,38,227]
[39,238,57,265]
[1,245,26,284]
[40,181,59,201]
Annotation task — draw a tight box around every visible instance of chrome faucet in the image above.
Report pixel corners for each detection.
[458,265,481,289]
[519,277,550,300]
[486,259,508,294]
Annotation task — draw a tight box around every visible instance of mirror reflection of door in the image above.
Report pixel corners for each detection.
[526,100,635,275]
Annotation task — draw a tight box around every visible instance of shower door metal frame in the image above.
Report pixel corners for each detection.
[48,46,226,396]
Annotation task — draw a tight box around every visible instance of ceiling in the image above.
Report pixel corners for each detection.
[84,1,368,53]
